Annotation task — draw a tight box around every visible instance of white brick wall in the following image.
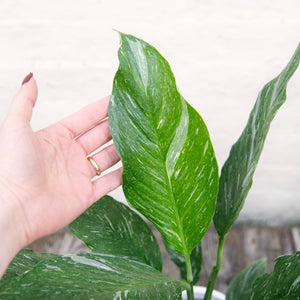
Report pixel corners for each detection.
[0,0,300,225]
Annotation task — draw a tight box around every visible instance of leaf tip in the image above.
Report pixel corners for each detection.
[113,29,129,41]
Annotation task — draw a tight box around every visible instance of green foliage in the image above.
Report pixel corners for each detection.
[164,241,202,285]
[0,252,182,299]
[213,43,300,237]
[0,249,56,288]
[109,32,219,259]
[226,258,266,300]
[0,33,300,300]
[250,252,300,300]
[69,195,162,271]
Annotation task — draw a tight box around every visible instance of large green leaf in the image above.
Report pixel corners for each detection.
[214,43,300,237]
[0,249,56,288]
[0,252,183,299]
[164,240,202,285]
[109,32,219,259]
[250,252,300,300]
[226,258,266,300]
[69,195,162,271]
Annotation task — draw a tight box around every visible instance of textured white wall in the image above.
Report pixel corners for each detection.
[0,0,299,225]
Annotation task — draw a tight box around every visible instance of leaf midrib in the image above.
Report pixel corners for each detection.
[161,97,190,258]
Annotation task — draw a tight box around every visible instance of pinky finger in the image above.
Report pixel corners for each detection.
[92,167,123,203]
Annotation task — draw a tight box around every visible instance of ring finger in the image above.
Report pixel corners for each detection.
[87,144,120,177]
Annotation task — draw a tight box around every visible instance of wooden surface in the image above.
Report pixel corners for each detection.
[28,225,300,294]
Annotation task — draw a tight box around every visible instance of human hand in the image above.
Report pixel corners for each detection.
[0,74,122,262]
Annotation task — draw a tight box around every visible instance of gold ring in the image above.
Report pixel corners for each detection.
[87,156,101,176]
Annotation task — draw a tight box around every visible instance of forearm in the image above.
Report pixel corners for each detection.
[0,186,27,279]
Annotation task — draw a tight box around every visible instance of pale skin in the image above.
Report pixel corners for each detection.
[0,74,122,278]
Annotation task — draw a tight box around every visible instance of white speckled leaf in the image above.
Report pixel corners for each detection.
[109,33,219,258]
[0,249,56,288]
[0,253,183,299]
[214,44,300,237]
[250,252,300,300]
[69,195,162,271]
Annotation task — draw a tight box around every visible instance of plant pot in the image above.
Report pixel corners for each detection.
[182,286,225,300]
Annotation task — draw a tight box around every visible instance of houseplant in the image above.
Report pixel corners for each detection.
[0,32,299,299]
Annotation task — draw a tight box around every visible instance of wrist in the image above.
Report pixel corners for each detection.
[0,182,29,278]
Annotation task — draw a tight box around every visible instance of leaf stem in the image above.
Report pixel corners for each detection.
[204,234,227,300]
[185,254,194,300]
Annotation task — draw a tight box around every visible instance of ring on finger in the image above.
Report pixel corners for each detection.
[87,156,101,176]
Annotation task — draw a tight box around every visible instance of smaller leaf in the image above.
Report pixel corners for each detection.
[164,240,202,285]
[250,252,300,300]
[69,195,162,271]
[0,249,56,288]
[214,43,300,237]
[226,258,266,300]
[0,253,183,299]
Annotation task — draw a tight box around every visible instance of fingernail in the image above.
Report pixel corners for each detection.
[21,72,33,86]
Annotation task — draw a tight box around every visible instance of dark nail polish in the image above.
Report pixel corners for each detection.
[22,72,33,85]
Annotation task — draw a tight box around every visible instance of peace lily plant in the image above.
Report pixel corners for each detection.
[0,33,300,300]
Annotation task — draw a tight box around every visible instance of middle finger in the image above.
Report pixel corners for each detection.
[76,119,111,154]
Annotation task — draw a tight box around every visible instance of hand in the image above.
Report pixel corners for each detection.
[0,74,122,276]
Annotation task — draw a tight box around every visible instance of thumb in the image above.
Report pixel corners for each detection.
[8,73,38,124]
